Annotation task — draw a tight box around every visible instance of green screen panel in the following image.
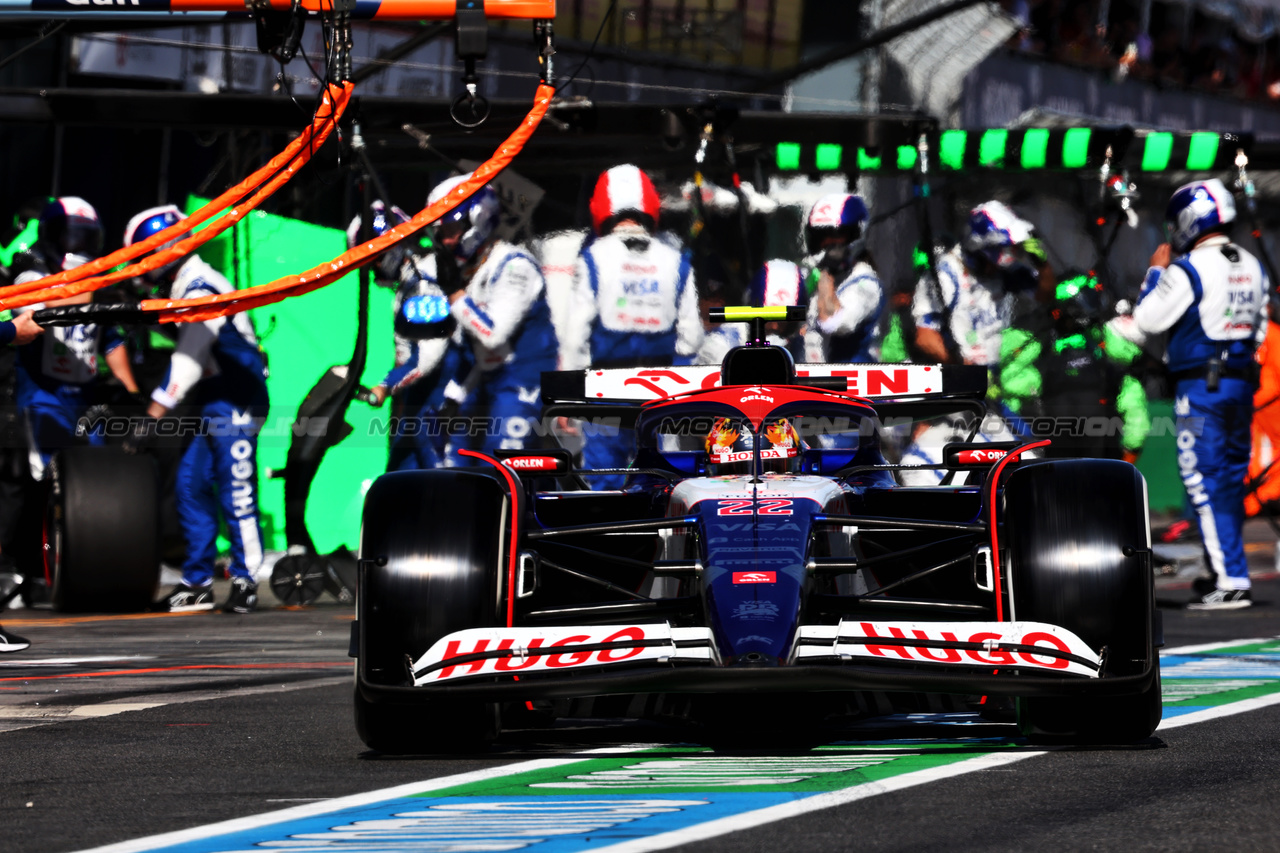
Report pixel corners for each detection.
[1020,128,1049,169]
[979,129,1007,167]
[186,196,394,555]
[815,143,843,170]
[896,145,918,170]
[939,130,966,170]
[1186,132,1219,170]
[1062,128,1091,168]
[1141,132,1174,171]
[776,142,801,170]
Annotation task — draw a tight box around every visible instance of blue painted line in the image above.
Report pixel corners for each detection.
[135,794,801,853]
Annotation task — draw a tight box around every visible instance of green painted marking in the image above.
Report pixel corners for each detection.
[1062,128,1091,168]
[897,145,918,170]
[421,744,1009,798]
[1142,132,1174,171]
[776,142,801,171]
[1185,132,1219,170]
[815,143,843,171]
[939,130,966,170]
[1020,128,1049,169]
[979,129,1007,167]
[856,147,882,170]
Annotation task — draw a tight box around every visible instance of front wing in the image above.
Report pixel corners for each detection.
[361,619,1157,701]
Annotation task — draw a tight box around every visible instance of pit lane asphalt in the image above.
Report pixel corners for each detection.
[3,542,1280,853]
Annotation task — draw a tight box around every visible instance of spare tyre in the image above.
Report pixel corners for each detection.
[48,446,160,612]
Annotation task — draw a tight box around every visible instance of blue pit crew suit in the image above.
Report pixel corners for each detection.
[152,256,270,589]
[563,227,703,486]
[446,240,559,460]
[1134,235,1267,591]
[381,258,462,471]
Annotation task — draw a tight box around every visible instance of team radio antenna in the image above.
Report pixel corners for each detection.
[21,0,559,325]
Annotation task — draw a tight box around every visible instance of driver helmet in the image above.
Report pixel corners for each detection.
[124,204,188,284]
[346,199,412,285]
[705,417,803,476]
[40,197,104,271]
[1165,178,1236,254]
[427,173,501,264]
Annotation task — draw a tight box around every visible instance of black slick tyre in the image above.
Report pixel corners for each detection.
[354,469,506,754]
[1005,459,1161,744]
[49,447,160,613]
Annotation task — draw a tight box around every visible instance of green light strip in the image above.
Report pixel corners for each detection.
[939,130,966,170]
[1062,128,1091,168]
[979,129,1007,167]
[857,147,882,170]
[776,142,801,171]
[1185,132,1219,171]
[1020,128,1049,169]
[897,145,918,170]
[1142,133,1173,171]
[815,143,842,170]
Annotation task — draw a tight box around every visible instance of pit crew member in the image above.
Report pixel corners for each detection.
[1128,179,1266,609]
[752,259,807,360]
[123,205,270,614]
[902,201,1047,483]
[427,174,558,460]
[911,199,1049,368]
[12,197,139,480]
[802,193,884,363]
[348,202,462,470]
[562,165,702,484]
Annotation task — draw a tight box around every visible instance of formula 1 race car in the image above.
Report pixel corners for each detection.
[352,308,1161,752]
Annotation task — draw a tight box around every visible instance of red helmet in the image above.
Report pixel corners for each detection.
[590,165,661,234]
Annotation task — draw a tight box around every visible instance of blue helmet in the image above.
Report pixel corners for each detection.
[123,204,184,249]
[346,199,412,284]
[1165,178,1236,254]
[427,174,501,263]
[123,204,187,283]
[805,193,868,254]
[750,259,807,310]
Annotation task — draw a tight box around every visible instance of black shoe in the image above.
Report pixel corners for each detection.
[158,584,215,613]
[0,625,30,653]
[222,577,259,614]
[1188,579,1252,610]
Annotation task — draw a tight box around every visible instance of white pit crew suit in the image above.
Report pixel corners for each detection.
[562,225,704,483]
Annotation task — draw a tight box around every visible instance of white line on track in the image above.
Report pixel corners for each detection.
[1157,690,1280,730]
[1162,638,1276,655]
[0,676,351,734]
[0,656,158,667]
[71,745,651,853]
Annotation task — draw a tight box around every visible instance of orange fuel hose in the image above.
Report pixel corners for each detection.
[0,82,351,308]
[144,83,555,324]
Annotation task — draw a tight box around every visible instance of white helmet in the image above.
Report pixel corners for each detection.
[427,174,501,262]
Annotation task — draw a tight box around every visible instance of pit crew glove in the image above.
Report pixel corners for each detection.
[122,415,157,455]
